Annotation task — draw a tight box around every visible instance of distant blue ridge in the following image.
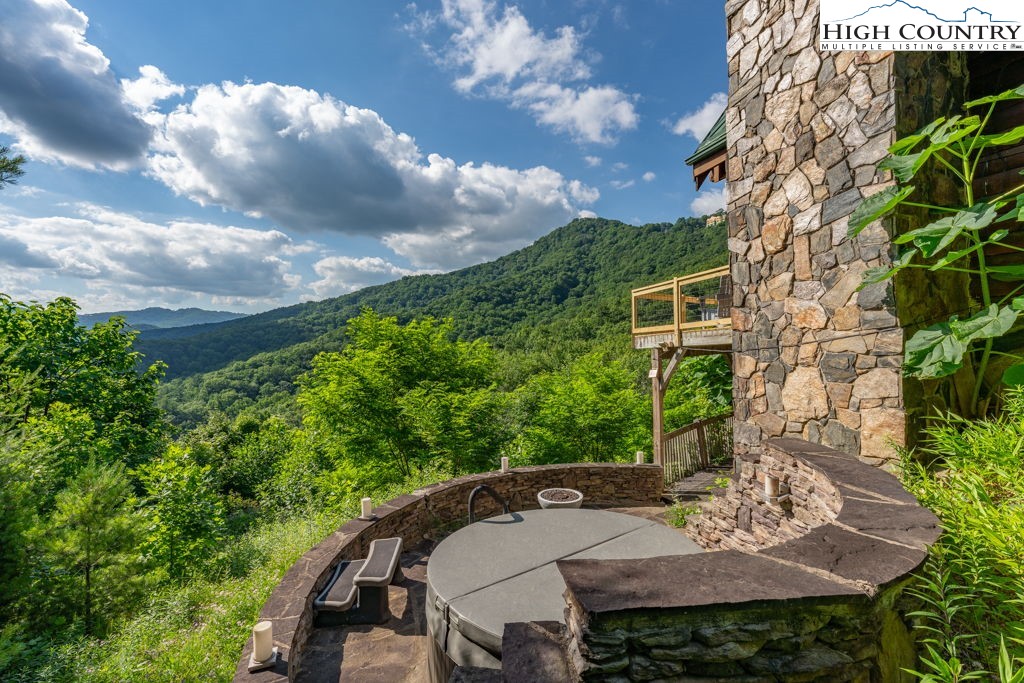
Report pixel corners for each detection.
[834,0,1013,23]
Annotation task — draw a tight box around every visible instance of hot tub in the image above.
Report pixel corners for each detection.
[425,508,702,678]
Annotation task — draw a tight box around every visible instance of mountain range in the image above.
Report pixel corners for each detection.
[146,216,728,425]
[79,307,247,331]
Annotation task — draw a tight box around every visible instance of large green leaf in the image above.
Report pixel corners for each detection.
[949,202,1001,230]
[895,222,963,257]
[892,203,997,258]
[847,185,915,238]
[964,84,1024,109]
[990,264,1024,281]
[889,119,943,155]
[859,248,917,288]
[1002,363,1024,387]
[977,124,1024,148]
[928,115,979,146]
[904,323,967,378]
[879,152,928,183]
[949,304,1018,343]
[929,241,986,270]
[1012,297,1024,312]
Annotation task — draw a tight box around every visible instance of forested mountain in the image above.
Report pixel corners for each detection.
[79,307,246,331]
[153,216,728,424]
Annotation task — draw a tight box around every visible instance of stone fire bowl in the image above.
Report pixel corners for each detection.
[537,488,584,509]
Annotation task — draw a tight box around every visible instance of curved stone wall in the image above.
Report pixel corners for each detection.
[231,463,663,682]
[553,438,941,682]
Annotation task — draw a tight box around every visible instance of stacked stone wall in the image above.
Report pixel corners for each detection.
[552,438,941,683]
[726,0,968,466]
[231,463,663,682]
[686,444,841,551]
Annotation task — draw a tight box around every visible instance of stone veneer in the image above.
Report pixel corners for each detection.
[231,463,663,682]
[726,0,968,466]
[472,438,940,682]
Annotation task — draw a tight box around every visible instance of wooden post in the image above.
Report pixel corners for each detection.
[650,348,664,466]
[695,419,710,469]
[672,278,681,348]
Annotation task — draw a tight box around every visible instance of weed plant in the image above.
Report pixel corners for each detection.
[901,390,1024,681]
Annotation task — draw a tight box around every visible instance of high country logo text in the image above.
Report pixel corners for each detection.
[821,23,1021,40]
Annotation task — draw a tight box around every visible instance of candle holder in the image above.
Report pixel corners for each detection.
[359,496,377,521]
[248,621,279,673]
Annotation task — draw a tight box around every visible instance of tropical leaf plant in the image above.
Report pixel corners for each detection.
[848,84,1024,416]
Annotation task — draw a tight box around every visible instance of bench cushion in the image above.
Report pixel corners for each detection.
[315,559,365,611]
[354,537,403,587]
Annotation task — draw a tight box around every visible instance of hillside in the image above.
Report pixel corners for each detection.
[152,216,728,424]
[79,307,246,330]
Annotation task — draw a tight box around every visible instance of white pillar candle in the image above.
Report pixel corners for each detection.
[765,474,780,499]
[361,497,373,518]
[500,456,509,472]
[636,451,645,464]
[253,621,273,662]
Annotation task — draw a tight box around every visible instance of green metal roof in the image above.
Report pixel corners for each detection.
[684,111,726,166]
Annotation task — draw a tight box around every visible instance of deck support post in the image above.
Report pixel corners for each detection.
[651,347,689,467]
[651,348,664,466]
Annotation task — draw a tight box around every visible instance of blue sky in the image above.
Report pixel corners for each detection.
[0,0,727,313]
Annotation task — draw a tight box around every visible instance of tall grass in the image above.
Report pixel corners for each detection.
[13,510,343,682]
[901,391,1024,681]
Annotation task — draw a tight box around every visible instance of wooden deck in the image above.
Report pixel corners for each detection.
[631,266,732,351]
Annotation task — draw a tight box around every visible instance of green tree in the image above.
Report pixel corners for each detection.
[298,309,504,480]
[514,352,648,464]
[33,460,148,636]
[662,355,732,431]
[0,366,40,618]
[0,295,166,469]
[137,445,225,578]
[0,146,25,189]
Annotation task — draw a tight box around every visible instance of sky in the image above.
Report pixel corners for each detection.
[0,0,727,313]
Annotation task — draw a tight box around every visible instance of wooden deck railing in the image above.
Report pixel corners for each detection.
[661,412,733,484]
[631,266,731,349]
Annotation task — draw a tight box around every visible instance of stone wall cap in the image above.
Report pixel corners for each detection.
[765,438,917,504]
[558,551,864,616]
[761,523,927,588]
[835,497,941,549]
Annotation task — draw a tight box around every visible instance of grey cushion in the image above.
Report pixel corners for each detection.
[354,537,403,587]
[315,559,366,611]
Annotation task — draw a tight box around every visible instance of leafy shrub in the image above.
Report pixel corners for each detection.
[901,390,1024,680]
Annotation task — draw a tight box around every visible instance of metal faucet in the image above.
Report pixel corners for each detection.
[468,484,510,524]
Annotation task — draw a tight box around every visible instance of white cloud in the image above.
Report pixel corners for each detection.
[443,0,589,92]
[122,65,184,113]
[0,0,151,168]
[413,0,637,144]
[690,187,726,215]
[515,82,637,145]
[672,92,727,141]
[147,80,597,270]
[584,155,602,167]
[567,179,600,204]
[642,171,656,182]
[610,179,635,190]
[0,204,301,299]
[611,161,628,172]
[577,209,598,219]
[310,255,438,297]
